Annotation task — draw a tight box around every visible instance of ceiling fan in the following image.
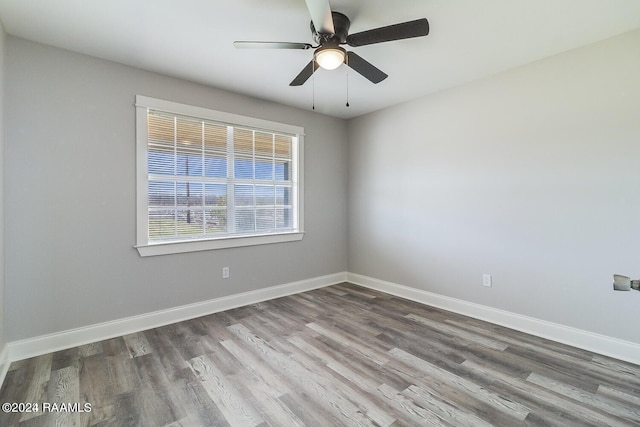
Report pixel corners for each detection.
[234,0,429,86]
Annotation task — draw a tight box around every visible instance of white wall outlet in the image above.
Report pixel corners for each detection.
[222,267,230,279]
[482,274,492,287]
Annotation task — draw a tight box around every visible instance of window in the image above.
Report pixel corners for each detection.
[135,96,304,256]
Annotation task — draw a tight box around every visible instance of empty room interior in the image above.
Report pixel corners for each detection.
[0,0,639,425]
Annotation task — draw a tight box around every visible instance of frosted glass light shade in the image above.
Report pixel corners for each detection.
[315,46,346,70]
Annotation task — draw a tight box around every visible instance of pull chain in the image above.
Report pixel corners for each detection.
[345,54,350,107]
[312,61,315,110]
[346,72,350,107]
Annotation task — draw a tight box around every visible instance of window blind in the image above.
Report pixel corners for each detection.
[146,110,295,242]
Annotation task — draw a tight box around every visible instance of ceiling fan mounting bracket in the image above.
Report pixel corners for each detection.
[311,12,350,45]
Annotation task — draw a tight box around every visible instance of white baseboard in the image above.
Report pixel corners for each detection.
[6,271,639,367]
[8,272,348,362]
[347,272,640,366]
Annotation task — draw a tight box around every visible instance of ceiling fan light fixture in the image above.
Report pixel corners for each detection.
[315,45,346,70]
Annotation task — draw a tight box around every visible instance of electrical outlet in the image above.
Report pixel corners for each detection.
[482,274,492,287]
[222,267,230,279]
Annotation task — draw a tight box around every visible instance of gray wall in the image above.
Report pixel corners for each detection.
[0,22,6,353]
[5,37,348,341]
[347,29,640,344]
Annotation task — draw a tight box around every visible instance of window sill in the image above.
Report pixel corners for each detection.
[136,231,304,257]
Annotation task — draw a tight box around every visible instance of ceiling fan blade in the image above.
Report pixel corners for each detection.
[346,18,429,47]
[290,60,319,86]
[346,51,387,84]
[304,0,335,34]
[234,41,313,50]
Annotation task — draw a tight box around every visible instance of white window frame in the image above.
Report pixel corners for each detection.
[135,95,304,257]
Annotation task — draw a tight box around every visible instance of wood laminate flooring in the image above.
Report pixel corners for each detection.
[1,283,639,426]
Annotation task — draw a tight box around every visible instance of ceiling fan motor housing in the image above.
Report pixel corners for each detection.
[312,12,351,44]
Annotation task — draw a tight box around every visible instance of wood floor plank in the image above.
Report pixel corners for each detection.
[384,353,528,426]
[101,337,129,357]
[291,330,412,393]
[160,323,197,362]
[321,286,348,296]
[77,341,103,358]
[18,354,52,423]
[305,322,389,365]
[276,392,340,427]
[122,332,152,358]
[189,354,264,427]
[227,323,381,426]
[527,372,640,423]
[285,294,328,318]
[107,391,141,426]
[388,348,532,420]
[103,355,137,396]
[170,368,232,427]
[288,344,397,427]
[220,339,292,398]
[230,369,307,427]
[287,334,379,391]
[136,386,185,427]
[137,328,189,382]
[402,384,494,427]
[598,385,640,407]
[50,347,80,372]
[46,366,81,427]
[0,370,30,426]
[462,358,632,426]
[78,353,117,426]
[1,282,639,427]
[376,383,450,426]
[405,313,509,351]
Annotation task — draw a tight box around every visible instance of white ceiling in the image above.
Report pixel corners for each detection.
[1,0,640,119]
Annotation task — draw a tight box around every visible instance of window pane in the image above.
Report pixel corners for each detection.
[205,183,226,206]
[204,155,226,178]
[234,128,253,156]
[256,208,274,230]
[176,117,202,145]
[275,160,291,180]
[176,154,202,176]
[275,134,291,159]
[235,209,255,233]
[149,210,176,239]
[204,123,227,153]
[148,150,175,175]
[275,186,290,206]
[205,209,227,233]
[234,157,253,179]
[148,113,174,144]
[149,181,175,207]
[176,182,202,207]
[175,118,202,177]
[234,184,253,206]
[276,208,292,229]
[256,185,274,206]
[255,132,273,157]
[176,209,203,236]
[255,159,273,180]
